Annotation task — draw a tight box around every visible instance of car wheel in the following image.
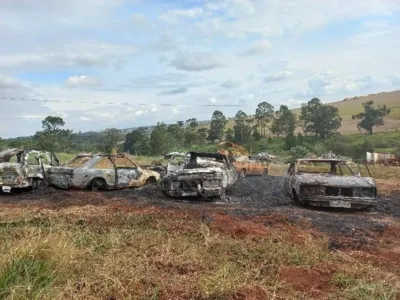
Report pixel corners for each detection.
[145,177,157,185]
[263,169,269,177]
[32,178,47,190]
[239,169,246,178]
[91,178,106,191]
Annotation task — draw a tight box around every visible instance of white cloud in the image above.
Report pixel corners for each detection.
[221,79,241,88]
[265,71,293,82]
[0,0,399,137]
[240,40,272,56]
[160,7,204,24]
[17,114,46,120]
[0,74,25,89]
[208,97,217,103]
[295,72,399,99]
[169,51,224,71]
[157,87,188,96]
[171,106,181,115]
[66,75,101,88]
[0,42,137,71]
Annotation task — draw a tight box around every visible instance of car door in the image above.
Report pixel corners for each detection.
[113,156,142,188]
[91,156,116,188]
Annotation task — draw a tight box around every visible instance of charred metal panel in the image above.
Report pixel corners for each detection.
[47,153,160,190]
[161,152,239,199]
[0,149,59,192]
[284,158,378,209]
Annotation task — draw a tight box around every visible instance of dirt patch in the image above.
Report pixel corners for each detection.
[376,179,400,196]
[226,286,270,300]
[210,213,268,238]
[279,266,334,297]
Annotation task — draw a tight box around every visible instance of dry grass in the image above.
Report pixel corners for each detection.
[0,205,399,300]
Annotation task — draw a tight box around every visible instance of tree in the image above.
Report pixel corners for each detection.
[286,146,308,163]
[208,110,227,142]
[297,132,304,145]
[34,115,72,152]
[42,116,65,132]
[183,119,198,146]
[167,123,184,147]
[100,128,122,154]
[124,130,145,154]
[196,128,208,145]
[270,105,297,137]
[255,102,274,137]
[233,110,252,144]
[224,128,234,141]
[352,100,391,135]
[300,98,341,139]
[186,118,198,128]
[149,122,177,155]
[284,132,296,150]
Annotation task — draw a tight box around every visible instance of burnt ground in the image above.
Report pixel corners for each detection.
[1,175,399,250]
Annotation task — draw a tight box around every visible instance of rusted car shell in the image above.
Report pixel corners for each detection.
[0,149,59,192]
[284,158,378,209]
[233,156,269,177]
[160,152,239,198]
[48,154,160,190]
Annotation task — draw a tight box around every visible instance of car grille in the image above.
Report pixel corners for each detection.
[0,172,18,184]
[302,185,375,198]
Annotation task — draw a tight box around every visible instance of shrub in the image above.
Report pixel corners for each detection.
[286,146,308,163]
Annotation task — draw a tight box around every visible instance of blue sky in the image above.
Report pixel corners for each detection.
[0,0,399,137]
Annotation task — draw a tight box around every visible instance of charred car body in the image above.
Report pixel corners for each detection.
[234,155,270,177]
[144,152,187,178]
[284,158,378,209]
[47,153,160,190]
[217,142,271,177]
[0,148,59,192]
[160,152,239,198]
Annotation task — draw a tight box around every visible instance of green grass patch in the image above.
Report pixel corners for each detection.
[0,256,55,299]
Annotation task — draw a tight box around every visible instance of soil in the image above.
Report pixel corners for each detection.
[1,175,399,252]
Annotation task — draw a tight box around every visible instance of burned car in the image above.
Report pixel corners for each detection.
[0,148,60,192]
[47,153,160,190]
[160,152,239,199]
[234,155,270,177]
[144,152,188,178]
[284,158,378,209]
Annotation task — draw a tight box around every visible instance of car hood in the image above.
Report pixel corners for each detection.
[47,166,74,175]
[165,166,223,177]
[295,173,375,188]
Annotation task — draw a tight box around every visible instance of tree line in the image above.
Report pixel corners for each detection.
[0,98,391,156]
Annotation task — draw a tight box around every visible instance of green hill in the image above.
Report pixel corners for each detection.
[217,90,400,135]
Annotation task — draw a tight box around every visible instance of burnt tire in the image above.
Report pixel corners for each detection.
[292,189,305,206]
[90,178,107,191]
[145,177,157,185]
[239,169,246,178]
[32,178,47,190]
[263,169,269,177]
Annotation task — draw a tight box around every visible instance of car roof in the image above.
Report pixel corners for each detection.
[296,158,345,163]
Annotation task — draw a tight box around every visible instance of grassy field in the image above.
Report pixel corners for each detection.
[0,204,399,300]
[209,90,400,135]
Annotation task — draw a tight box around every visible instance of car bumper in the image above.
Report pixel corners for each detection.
[301,195,378,208]
[0,183,30,192]
[163,185,223,198]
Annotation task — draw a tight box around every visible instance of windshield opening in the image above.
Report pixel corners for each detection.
[296,161,355,176]
[65,156,92,168]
